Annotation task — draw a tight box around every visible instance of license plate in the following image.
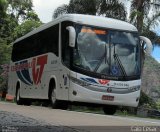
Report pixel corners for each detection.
[102,95,114,101]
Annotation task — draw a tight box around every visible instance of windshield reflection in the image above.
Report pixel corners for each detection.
[74,25,109,74]
[73,25,140,78]
[110,31,140,76]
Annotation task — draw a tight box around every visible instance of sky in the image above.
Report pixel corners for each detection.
[152,46,160,63]
[33,0,160,63]
[33,0,69,23]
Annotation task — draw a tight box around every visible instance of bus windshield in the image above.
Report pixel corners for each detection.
[73,25,141,79]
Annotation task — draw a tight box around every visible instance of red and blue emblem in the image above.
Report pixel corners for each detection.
[11,55,48,85]
[81,77,110,85]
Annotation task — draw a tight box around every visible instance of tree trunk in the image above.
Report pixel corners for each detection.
[136,0,144,34]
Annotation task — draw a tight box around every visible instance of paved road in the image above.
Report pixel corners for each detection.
[0,102,160,132]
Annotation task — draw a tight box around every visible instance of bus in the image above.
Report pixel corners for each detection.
[8,14,152,115]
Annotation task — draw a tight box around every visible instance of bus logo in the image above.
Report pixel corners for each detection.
[11,55,48,85]
[98,79,110,85]
[32,55,47,85]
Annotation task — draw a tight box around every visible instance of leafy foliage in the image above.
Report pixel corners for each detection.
[139,91,156,108]
[7,0,33,23]
[156,100,160,110]
[0,0,42,92]
[130,0,160,46]
[0,0,8,17]
[99,0,126,20]
[53,0,126,21]
[0,40,11,65]
[13,20,42,39]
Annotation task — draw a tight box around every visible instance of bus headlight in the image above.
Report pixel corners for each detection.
[70,76,91,87]
[128,86,140,92]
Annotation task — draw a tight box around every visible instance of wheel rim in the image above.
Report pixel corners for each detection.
[51,89,56,104]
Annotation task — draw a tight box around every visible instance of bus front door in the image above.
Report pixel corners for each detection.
[58,67,69,101]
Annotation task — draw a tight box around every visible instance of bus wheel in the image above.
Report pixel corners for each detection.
[23,99,31,106]
[50,88,58,108]
[57,101,68,110]
[103,105,117,115]
[49,88,68,110]
[15,88,23,105]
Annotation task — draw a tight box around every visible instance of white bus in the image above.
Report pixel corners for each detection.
[8,14,152,115]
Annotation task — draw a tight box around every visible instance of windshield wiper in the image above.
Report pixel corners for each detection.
[113,44,127,78]
[94,44,109,72]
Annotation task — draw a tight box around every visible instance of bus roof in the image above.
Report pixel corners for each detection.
[13,14,138,44]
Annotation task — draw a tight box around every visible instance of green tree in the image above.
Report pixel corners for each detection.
[139,91,155,107]
[130,0,160,45]
[13,20,42,39]
[0,0,8,38]
[156,100,160,110]
[0,39,11,93]
[141,13,160,45]
[0,0,8,17]
[0,0,41,93]
[53,0,126,21]
[0,0,12,69]
[0,0,38,43]
[0,0,41,62]
[7,0,33,23]
[99,0,126,20]
[26,11,40,21]
[0,40,11,65]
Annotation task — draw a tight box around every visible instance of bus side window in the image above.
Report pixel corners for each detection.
[52,24,59,56]
[37,24,59,56]
[61,21,73,67]
[12,24,59,62]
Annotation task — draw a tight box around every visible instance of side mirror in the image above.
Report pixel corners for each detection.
[66,26,76,48]
[140,36,153,55]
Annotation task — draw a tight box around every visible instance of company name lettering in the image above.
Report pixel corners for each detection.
[11,55,48,85]
[11,61,33,72]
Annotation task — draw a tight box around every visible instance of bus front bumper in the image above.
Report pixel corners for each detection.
[69,82,140,107]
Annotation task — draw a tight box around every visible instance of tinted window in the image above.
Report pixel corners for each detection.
[38,24,59,56]
[12,24,59,62]
[61,21,73,67]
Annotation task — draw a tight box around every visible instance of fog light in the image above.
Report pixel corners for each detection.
[73,91,77,96]
[136,97,139,102]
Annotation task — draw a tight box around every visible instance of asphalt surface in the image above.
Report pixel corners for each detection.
[0,111,79,132]
[1,111,70,132]
[0,101,160,132]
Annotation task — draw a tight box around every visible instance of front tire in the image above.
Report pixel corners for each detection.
[49,88,68,110]
[103,105,117,115]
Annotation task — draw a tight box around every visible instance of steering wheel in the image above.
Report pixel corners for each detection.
[88,60,99,65]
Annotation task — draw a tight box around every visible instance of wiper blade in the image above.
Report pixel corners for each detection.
[94,52,105,72]
[113,53,127,78]
[94,44,109,72]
